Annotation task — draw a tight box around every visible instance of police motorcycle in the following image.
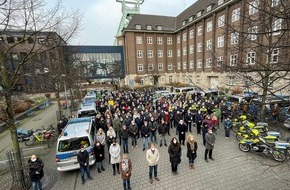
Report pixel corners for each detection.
[236,120,281,141]
[232,115,248,132]
[239,129,289,162]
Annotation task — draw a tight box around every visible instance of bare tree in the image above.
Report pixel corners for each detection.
[0,0,82,188]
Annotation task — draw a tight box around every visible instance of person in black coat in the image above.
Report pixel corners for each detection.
[168,137,182,175]
[141,120,150,151]
[195,111,203,135]
[177,120,187,145]
[158,118,168,147]
[94,140,105,173]
[28,155,44,190]
[186,134,198,169]
[77,146,93,184]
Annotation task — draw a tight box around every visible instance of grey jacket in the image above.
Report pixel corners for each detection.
[205,133,216,150]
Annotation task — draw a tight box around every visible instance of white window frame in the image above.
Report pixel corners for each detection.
[157,50,163,58]
[196,75,200,84]
[177,62,181,70]
[147,37,152,44]
[183,61,187,70]
[177,36,180,44]
[249,0,259,15]
[177,49,181,57]
[183,47,187,56]
[147,50,153,58]
[206,58,212,67]
[272,19,282,36]
[207,5,212,12]
[157,37,163,44]
[197,43,202,52]
[158,63,163,70]
[146,25,152,30]
[157,26,162,31]
[206,39,212,50]
[231,32,239,44]
[217,56,224,67]
[190,29,194,39]
[228,76,235,85]
[183,33,187,41]
[230,54,238,66]
[197,59,202,68]
[190,45,194,54]
[168,63,173,70]
[137,64,143,71]
[248,26,258,40]
[271,0,280,7]
[167,50,172,58]
[198,25,203,35]
[232,8,240,22]
[135,25,141,30]
[167,37,172,45]
[137,50,143,58]
[218,0,224,6]
[247,52,256,65]
[217,36,224,48]
[207,21,212,32]
[169,75,173,83]
[136,36,142,44]
[148,63,153,71]
[218,15,225,27]
[189,60,194,69]
[270,48,279,63]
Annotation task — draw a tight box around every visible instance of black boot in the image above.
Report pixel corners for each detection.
[98,168,101,173]
[101,166,105,171]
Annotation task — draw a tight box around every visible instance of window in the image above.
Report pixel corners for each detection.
[206,39,212,50]
[158,63,163,70]
[232,8,240,22]
[207,21,212,32]
[217,56,224,67]
[157,37,162,44]
[247,52,256,65]
[147,50,153,58]
[137,50,143,58]
[217,36,224,48]
[183,61,187,70]
[183,47,187,56]
[197,11,202,18]
[147,37,152,44]
[272,0,280,7]
[177,49,181,57]
[168,63,173,70]
[118,40,123,46]
[196,75,200,85]
[182,21,186,26]
[7,36,15,43]
[248,26,258,40]
[135,25,141,29]
[38,38,45,44]
[157,25,162,31]
[140,79,144,85]
[137,64,143,71]
[136,36,142,44]
[218,15,225,27]
[147,25,152,30]
[249,0,259,15]
[0,37,4,43]
[206,58,212,67]
[272,19,282,36]
[218,0,224,5]
[177,36,180,44]
[169,75,173,83]
[189,16,193,22]
[167,37,172,45]
[197,59,202,68]
[190,29,194,39]
[177,62,181,70]
[190,45,194,54]
[207,5,212,12]
[157,50,163,58]
[197,43,202,52]
[230,54,238,66]
[183,33,187,41]
[270,48,279,63]
[167,50,172,57]
[148,63,153,71]
[228,76,235,85]
[189,60,194,69]
[231,32,239,44]
[198,25,203,35]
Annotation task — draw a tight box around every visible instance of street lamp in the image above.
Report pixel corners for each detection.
[61,74,69,116]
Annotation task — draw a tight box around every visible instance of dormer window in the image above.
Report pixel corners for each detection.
[157,25,162,31]
[38,38,45,44]
[218,0,224,5]
[197,11,202,18]
[207,5,212,12]
[189,16,193,22]
[135,24,141,30]
[146,25,152,30]
[182,20,186,26]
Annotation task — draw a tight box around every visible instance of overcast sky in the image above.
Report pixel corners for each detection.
[50,0,196,45]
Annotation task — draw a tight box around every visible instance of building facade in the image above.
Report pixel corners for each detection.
[117,0,290,94]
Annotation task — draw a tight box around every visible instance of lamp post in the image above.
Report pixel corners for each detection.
[61,74,69,116]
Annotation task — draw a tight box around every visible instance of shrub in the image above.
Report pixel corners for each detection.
[13,100,32,114]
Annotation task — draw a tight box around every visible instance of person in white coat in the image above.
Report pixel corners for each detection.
[146,143,160,184]
[109,139,121,175]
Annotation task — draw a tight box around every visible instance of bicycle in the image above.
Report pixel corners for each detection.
[24,127,55,147]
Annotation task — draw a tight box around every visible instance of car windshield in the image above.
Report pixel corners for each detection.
[78,110,96,118]
[58,136,90,152]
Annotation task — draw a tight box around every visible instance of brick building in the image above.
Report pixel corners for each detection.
[117,0,290,94]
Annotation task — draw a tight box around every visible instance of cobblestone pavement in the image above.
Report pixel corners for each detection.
[48,127,290,190]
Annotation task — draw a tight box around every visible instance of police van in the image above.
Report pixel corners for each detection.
[55,117,96,172]
[77,102,97,118]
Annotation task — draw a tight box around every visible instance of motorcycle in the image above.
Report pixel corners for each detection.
[17,128,35,142]
[24,125,56,147]
[236,122,280,141]
[239,130,289,162]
